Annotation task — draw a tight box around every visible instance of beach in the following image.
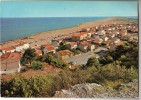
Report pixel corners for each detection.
[1,17,129,48]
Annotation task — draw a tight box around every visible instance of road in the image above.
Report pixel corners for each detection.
[65,51,95,65]
[65,47,108,65]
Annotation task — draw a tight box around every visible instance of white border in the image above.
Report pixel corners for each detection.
[1,0,140,100]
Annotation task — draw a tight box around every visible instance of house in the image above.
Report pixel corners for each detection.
[71,32,87,41]
[82,27,90,32]
[1,46,15,54]
[42,42,56,54]
[34,47,42,56]
[67,42,77,50]
[51,39,62,48]
[78,41,95,52]
[13,42,29,52]
[112,37,121,44]
[97,30,106,35]
[101,34,109,42]
[109,31,115,38]
[93,38,103,45]
[56,50,73,59]
[0,52,21,72]
[119,31,127,37]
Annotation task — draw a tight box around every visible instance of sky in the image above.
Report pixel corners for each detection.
[1,1,138,18]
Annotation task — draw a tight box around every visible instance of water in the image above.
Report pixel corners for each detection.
[1,17,109,42]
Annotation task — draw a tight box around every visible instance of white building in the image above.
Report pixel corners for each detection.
[13,42,29,52]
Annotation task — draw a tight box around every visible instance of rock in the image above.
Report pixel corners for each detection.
[53,79,138,98]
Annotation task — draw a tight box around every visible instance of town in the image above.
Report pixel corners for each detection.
[0,22,138,74]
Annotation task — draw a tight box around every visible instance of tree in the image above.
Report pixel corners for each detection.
[31,61,44,70]
[98,56,113,65]
[86,57,100,67]
[21,48,37,65]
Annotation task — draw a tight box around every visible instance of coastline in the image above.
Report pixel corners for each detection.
[1,17,129,47]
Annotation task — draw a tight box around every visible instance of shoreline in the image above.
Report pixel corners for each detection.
[1,17,129,47]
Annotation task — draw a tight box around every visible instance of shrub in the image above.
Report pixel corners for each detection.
[31,61,44,70]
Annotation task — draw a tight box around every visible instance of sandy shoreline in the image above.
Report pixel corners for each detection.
[1,17,129,47]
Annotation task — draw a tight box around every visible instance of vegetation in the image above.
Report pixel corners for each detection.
[1,62,138,97]
[57,40,69,51]
[109,41,138,68]
[86,57,100,67]
[36,53,67,68]
[31,61,44,70]
[21,48,37,65]
[2,33,138,97]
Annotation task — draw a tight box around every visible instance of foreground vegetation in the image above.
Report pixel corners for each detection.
[1,40,138,97]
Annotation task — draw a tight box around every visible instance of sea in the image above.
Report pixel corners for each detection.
[0,16,137,43]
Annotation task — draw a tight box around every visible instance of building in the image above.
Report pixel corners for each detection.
[1,46,15,54]
[71,32,87,41]
[34,47,42,56]
[56,50,73,59]
[0,52,21,73]
[13,42,29,52]
[78,41,95,52]
[67,42,77,50]
[42,42,56,54]
[112,37,121,44]
[51,39,62,48]
[97,30,106,35]
[93,38,103,45]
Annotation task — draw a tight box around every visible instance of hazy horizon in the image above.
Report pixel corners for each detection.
[1,1,138,18]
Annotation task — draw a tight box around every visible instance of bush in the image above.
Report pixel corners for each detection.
[86,57,100,67]
[31,61,44,70]
[36,53,67,68]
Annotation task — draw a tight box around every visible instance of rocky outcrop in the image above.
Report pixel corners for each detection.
[54,79,138,98]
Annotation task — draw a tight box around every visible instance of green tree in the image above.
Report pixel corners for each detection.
[86,57,100,67]
[98,56,113,65]
[31,61,44,70]
[21,48,37,65]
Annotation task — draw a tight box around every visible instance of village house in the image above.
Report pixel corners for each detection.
[78,41,95,52]
[42,42,56,54]
[71,32,87,41]
[56,50,73,59]
[119,31,127,37]
[13,42,29,52]
[0,52,21,73]
[100,34,109,42]
[112,37,121,44]
[34,46,42,56]
[67,42,77,50]
[93,37,103,45]
[1,46,15,54]
[51,39,62,49]
[108,31,115,38]
[82,27,90,32]
[97,30,106,35]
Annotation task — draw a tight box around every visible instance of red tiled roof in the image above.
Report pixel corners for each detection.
[35,49,42,55]
[13,41,28,47]
[0,52,21,61]
[70,42,77,46]
[44,42,55,51]
[93,39,100,44]
[56,50,73,57]
[1,46,15,51]
[72,32,87,37]
[80,41,91,46]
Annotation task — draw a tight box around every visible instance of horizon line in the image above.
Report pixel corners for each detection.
[0,16,138,18]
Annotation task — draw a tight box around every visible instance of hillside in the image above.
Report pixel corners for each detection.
[54,79,138,98]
